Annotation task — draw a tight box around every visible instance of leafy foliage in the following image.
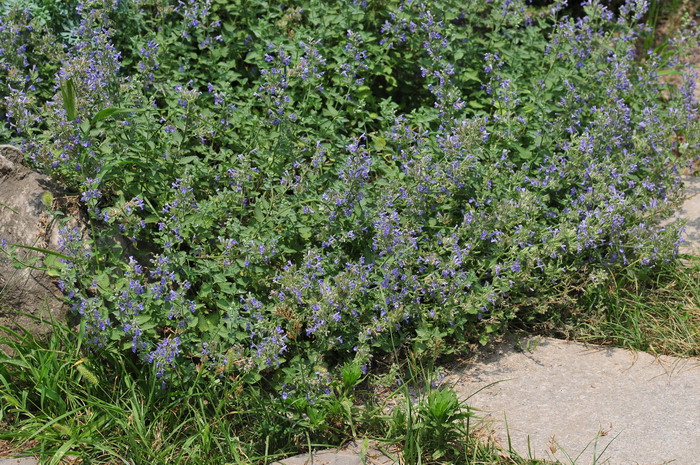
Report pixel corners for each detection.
[1,0,698,401]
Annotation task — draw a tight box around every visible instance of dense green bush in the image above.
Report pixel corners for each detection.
[1,0,698,399]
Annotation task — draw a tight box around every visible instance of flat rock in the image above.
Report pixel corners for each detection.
[446,337,700,465]
[659,176,700,257]
[675,176,700,256]
[0,459,38,465]
[272,441,396,465]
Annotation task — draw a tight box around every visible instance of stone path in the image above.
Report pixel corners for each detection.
[448,337,700,465]
[0,460,36,465]
[274,336,700,465]
[271,441,397,465]
[673,176,700,256]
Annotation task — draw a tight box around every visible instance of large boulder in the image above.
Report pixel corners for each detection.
[0,144,75,339]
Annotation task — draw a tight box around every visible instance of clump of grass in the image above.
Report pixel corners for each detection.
[574,257,700,357]
[1,313,570,465]
[0,316,266,464]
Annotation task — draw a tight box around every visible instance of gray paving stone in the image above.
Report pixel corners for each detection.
[0,458,38,465]
[272,441,397,465]
[446,337,700,465]
[677,176,700,255]
[663,176,700,256]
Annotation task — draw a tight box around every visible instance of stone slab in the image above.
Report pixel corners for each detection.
[664,176,700,256]
[677,176,700,255]
[272,441,396,465]
[0,459,38,465]
[446,337,700,465]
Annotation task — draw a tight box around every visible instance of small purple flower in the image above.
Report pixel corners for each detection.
[511,260,521,273]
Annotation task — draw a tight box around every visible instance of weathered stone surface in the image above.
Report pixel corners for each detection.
[661,176,700,256]
[677,176,700,255]
[0,145,23,165]
[0,458,38,465]
[446,337,700,465]
[0,146,74,339]
[272,441,397,465]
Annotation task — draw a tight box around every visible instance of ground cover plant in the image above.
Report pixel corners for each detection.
[1,0,699,463]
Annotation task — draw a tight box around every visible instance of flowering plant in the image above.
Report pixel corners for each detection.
[1,0,698,391]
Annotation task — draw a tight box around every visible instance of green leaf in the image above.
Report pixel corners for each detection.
[0,201,19,214]
[254,198,269,223]
[135,315,157,331]
[91,107,139,124]
[373,135,387,150]
[44,253,65,277]
[323,103,339,118]
[94,271,112,291]
[340,361,363,390]
[179,155,200,165]
[197,315,211,331]
[0,357,30,369]
[48,439,76,465]
[462,70,480,82]
[516,146,533,160]
[60,78,77,122]
[242,371,261,384]
[356,85,372,100]
[2,393,22,409]
[298,226,312,240]
[39,386,61,404]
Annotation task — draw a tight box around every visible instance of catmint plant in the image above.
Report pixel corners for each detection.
[0,0,697,389]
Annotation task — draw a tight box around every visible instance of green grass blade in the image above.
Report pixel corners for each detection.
[60,78,76,122]
[91,107,145,124]
[8,244,72,261]
[0,201,19,214]
[48,438,76,465]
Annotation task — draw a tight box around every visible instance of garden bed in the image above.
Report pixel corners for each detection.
[1,1,699,463]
